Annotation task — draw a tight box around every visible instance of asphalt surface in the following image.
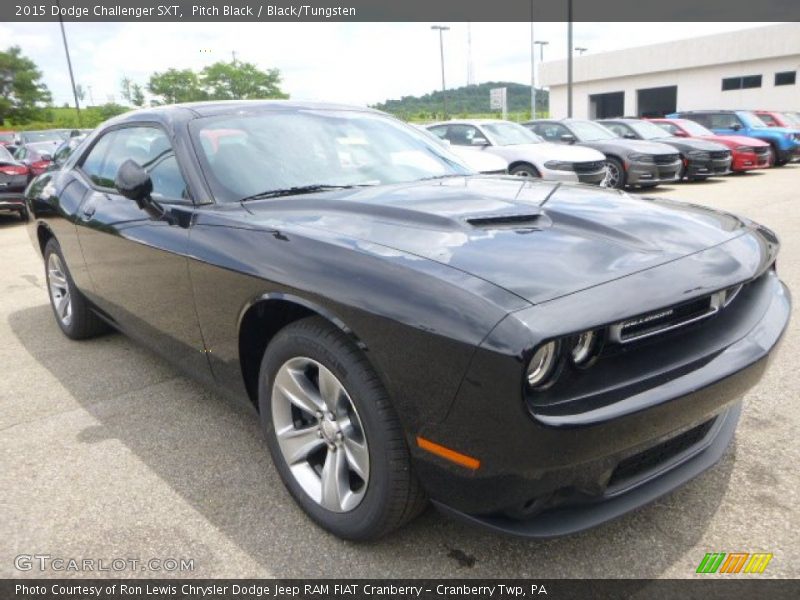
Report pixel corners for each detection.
[2,165,799,579]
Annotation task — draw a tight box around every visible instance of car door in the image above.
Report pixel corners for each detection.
[73,124,211,377]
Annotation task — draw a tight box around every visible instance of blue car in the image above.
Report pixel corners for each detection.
[668,110,800,166]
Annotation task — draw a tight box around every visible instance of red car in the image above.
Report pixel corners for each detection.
[755,110,800,129]
[13,141,59,180]
[649,118,771,172]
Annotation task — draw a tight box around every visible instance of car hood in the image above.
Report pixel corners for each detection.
[652,137,728,152]
[490,143,604,162]
[241,177,749,305]
[579,138,677,155]
[698,135,771,148]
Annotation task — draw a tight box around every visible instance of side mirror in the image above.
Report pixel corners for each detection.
[40,153,53,162]
[673,130,688,137]
[623,133,637,139]
[731,123,742,131]
[471,137,489,146]
[560,134,576,143]
[115,159,153,206]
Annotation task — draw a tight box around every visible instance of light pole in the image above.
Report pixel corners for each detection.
[534,40,549,62]
[575,47,588,55]
[56,0,81,124]
[431,25,450,119]
[567,0,573,118]
[530,1,535,119]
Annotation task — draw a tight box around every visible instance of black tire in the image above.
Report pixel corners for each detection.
[509,163,541,178]
[605,157,626,189]
[769,144,787,167]
[44,238,108,340]
[258,316,426,540]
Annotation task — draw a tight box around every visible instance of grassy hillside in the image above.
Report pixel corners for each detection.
[373,82,549,121]
[6,104,131,131]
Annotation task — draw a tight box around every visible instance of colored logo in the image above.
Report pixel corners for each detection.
[696,552,773,574]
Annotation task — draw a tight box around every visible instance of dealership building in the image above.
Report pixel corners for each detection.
[539,23,800,119]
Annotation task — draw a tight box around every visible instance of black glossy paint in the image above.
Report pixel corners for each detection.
[24,101,791,532]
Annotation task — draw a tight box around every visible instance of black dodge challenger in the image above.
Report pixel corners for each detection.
[24,101,790,540]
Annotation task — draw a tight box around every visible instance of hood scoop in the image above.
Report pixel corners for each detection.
[466,211,548,230]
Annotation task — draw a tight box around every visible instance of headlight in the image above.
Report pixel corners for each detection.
[526,341,559,388]
[544,160,574,171]
[736,146,753,152]
[571,330,599,366]
[688,150,710,159]
[628,153,654,163]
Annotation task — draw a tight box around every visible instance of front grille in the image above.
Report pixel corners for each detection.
[573,160,605,173]
[711,150,731,159]
[609,418,716,487]
[654,153,679,165]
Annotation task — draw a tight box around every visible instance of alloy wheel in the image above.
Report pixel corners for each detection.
[605,161,621,188]
[271,357,369,513]
[47,252,72,327]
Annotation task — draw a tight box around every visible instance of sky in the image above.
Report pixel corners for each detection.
[0,21,777,108]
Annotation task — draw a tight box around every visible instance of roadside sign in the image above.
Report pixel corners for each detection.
[490,87,507,120]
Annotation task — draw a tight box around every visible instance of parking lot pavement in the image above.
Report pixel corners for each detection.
[2,166,799,579]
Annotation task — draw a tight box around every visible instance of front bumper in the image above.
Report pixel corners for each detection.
[626,159,681,185]
[575,168,607,185]
[686,156,732,178]
[414,263,789,535]
[731,150,770,171]
[0,192,26,213]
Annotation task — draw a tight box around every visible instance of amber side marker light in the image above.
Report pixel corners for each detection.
[416,436,481,470]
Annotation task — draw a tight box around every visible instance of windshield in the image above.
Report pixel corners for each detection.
[0,145,13,162]
[569,121,619,141]
[739,111,769,129]
[21,130,64,144]
[781,112,800,127]
[0,133,14,144]
[481,122,542,145]
[191,110,472,202]
[677,120,714,136]
[627,121,673,140]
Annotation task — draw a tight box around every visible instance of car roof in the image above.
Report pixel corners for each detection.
[114,100,381,121]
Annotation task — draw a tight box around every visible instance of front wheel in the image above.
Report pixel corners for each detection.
[510,163,541,178]
[604,157,625,189]
[258,317,426,540]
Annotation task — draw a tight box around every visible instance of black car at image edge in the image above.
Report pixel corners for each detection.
[24,101,791,540]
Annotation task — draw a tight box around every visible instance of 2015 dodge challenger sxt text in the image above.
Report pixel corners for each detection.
[24,101,790,540]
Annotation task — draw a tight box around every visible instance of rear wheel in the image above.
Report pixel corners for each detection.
[44,238,108,340]
[604,157,625,189]
[509,163,541,178]
[258,317,426,540]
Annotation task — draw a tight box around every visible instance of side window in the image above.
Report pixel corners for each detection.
[685,114,709,128]
[14,147,27,160]
[535,123,569,142]
[427,126,448,140]
[758,114,777,126]
[709,113,741,129]
[81,127,188,201]
[658,122,679,135]
[445,125,480,146]
[605,123,628,137]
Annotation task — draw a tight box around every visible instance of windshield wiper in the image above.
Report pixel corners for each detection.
[416,174,467,182]
[239,183,371,202]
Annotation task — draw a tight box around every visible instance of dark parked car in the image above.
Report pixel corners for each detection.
[0,144,30,219]
[51,135,88,170]
[14,141,60,181]
[668,110,800,166]
[648,118,771,173]
[25,101,790,540]
[600,118,732,181]
[526,119,681,189]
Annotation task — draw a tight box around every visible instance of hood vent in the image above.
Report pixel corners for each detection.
[466,213,544,229]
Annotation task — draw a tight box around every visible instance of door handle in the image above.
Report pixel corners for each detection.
[81,204,96,220]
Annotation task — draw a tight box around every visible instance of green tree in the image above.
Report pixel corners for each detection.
[147,68,206,104]
[200,60,288,100]
[130,83,145,107]
[0,46,52,124]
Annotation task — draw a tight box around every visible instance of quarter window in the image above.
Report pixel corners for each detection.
[533,123,570,142]
[444,125,482,146]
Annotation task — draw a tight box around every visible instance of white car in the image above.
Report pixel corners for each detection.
[427,119,608,184]
[411,124,508,174]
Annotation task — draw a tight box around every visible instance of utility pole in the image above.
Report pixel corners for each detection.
[431,25,450,119]
[467,23,474,86]
[56,0,81,124]
[567,0,573,118]
[534,40,549,119]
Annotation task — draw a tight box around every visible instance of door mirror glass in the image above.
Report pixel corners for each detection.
[471,137,489,146]
[560,134,576,143]
[115,159,153,203]
[623,132,637,139]
[731,122,742,131]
